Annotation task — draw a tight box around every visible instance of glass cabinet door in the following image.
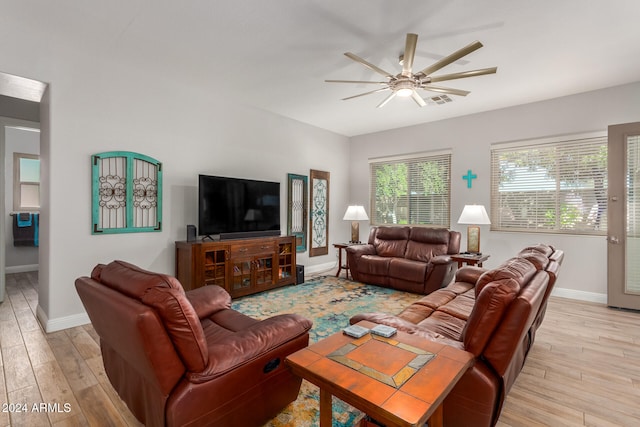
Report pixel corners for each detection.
[254,255,274,287]
[278,241,294,282]
[203,248,227,288]
[231,259,253,292]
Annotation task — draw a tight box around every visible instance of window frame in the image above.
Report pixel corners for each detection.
[369,150,452,228]
[490,132,608,235]
[13,152,40,212]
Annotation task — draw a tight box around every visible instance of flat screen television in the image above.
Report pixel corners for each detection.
[198,174,281,240]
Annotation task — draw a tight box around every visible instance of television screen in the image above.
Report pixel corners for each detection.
[198,175,281,239]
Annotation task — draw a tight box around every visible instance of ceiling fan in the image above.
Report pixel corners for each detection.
[326,33,497,108]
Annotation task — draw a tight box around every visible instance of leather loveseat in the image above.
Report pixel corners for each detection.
[75,260,312,427]
[346,226,461,294]
[350,244,564,427]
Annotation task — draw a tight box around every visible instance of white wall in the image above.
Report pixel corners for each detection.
[3,124,40,270]
[1,32,350,331]
[350,81,640,302]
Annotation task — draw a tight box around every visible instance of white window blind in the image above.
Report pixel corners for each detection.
[626,136,640,293]
[490,134,607,235]
[369,151,451,227]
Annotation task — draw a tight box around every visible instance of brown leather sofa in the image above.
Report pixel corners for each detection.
[351,244,564,427]
[346,226,461,294]
[75,260,312,427]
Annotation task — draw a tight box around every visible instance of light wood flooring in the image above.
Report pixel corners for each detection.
[0,271,639,426]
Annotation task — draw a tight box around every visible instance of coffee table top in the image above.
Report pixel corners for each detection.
[286,320,474,427]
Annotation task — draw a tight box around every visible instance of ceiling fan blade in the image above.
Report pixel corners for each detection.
[401,33,418,77]
[411,91,426,107]
[428,67,497,83]
[342,87,390,101]
[344,52,395,78]
[421,85,470,97]
[376,92,397,108]
[417,40,484,77]
[325,79,388,85]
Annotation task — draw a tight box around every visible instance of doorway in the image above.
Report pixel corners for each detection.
[607,122,640,310]
[0,120,40,302]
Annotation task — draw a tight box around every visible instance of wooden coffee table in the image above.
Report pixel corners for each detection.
[285,320,474,427]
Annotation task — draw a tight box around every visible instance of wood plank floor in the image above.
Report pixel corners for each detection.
[0,271,639,426]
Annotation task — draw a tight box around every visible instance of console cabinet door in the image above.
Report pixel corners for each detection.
[201,246,228,289]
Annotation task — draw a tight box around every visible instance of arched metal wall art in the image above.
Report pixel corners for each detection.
[92,151,162,234]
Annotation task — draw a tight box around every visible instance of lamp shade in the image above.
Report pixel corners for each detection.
[457,205,491,225]
[343,205,369,221]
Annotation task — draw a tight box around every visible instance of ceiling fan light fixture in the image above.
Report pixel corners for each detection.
[327,34,497,108]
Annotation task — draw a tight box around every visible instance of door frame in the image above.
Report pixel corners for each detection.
[607,122,640,309]
[0,118,41,302]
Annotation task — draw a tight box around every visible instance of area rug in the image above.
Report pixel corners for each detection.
[231,275,423,427]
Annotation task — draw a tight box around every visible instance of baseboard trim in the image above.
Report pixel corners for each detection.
[36,305,90,333]
[6,264,39,273]
[303,262,337,276]
[551,287,607,304]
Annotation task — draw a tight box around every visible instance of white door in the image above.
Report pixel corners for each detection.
[607,122,640,310]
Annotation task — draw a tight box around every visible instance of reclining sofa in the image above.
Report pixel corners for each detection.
[350,244,564,427]
[75,260,312,427]
[346,226,461,294]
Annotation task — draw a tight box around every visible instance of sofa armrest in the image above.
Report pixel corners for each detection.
[346,244,377,257]
[430,254,452,265]
[455,266,487,285]
[185,285,232,319]
[187,313,312,382]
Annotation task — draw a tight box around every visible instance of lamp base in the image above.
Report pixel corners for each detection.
[350,221,360,244]
[466,225,481,254]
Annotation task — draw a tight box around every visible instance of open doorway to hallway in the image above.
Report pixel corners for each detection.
[0,71,46,307]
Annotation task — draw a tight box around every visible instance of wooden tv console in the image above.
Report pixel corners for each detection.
[175,235,296,298]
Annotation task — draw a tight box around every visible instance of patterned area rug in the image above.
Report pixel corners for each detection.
[231,275,423,427]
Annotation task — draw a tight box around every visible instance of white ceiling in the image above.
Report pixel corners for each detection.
[3,0,640,136]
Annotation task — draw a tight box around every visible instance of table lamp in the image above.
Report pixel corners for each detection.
[343,205,369,243]
[457,204,491,254]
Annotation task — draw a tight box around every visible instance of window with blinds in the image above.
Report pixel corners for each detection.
[490,134,607,235]
[370,151,451,227]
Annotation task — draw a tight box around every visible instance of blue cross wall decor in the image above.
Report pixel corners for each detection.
[463,169,477,188]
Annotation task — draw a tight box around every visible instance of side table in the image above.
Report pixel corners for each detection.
[450,253,490,268]
[333,243,355,279]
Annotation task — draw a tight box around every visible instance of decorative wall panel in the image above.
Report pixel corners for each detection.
[309,169,329,257]
[92,151,162,234]
[287,173,308,252]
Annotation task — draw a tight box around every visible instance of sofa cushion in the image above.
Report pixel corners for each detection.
[359,255,392,276]
[517,250,549,270]
[405,228,450,262]
[373,226,410,257]
[98,260,183,299]
[142,286,209,373]
[521,243,554,257]
[397,304,435,324]
[186,285,232,319]
[476,257,535,297]
[417,311,467,341]
[438,296,475,321]
[388,258,427,282]
[462,278,520,356]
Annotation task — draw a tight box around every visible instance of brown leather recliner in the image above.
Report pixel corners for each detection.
[346,226,461,294]
[75,260,312,427]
